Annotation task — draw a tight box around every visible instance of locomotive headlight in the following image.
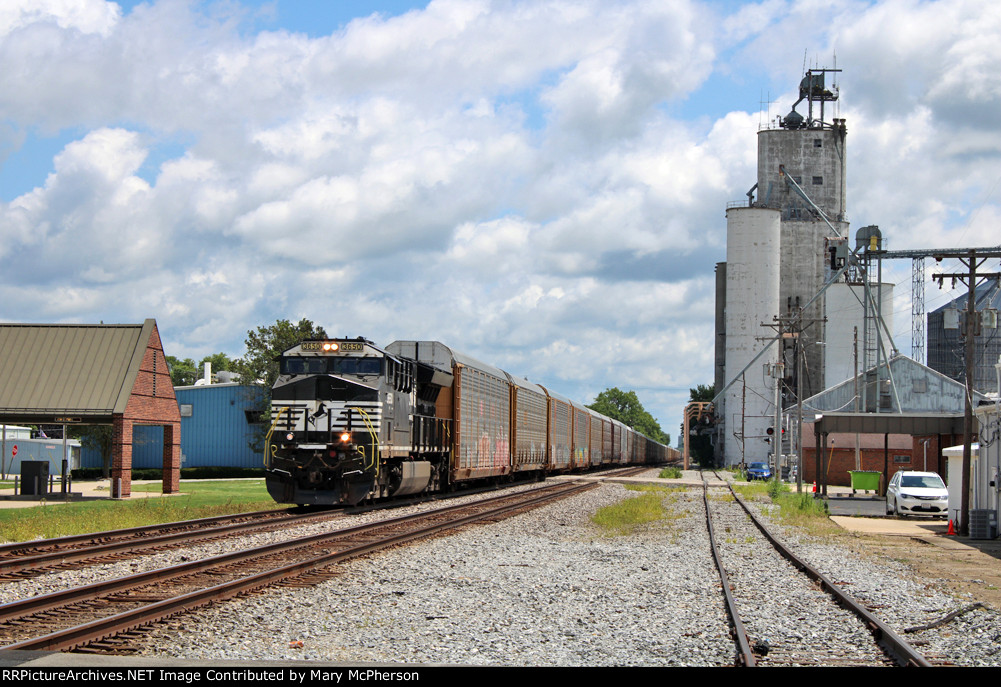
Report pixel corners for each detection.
[322,342,340,352]
[340,432,351,443]
[285,432,295,441]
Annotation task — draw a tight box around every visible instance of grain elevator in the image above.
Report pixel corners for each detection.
[714,68,893,467]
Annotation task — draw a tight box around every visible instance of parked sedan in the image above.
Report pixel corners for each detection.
[886,471,949,518]
[746,462,772,481]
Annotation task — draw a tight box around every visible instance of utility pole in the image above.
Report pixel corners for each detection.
[930,249,1001,536]
[763,312,824,483]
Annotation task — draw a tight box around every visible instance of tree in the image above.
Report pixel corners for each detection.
[232,318,328,389]
[587,387,670,445]
[231,318,328,451]
[166,356,199,386]
[199,352,234,374]
[167,353,236,386]
[690,384,715,403]
[72,425,114,478]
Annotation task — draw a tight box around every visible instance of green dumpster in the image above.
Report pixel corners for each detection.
[849,470,881,494]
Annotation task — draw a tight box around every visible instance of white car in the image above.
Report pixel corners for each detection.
[886,471,949,518]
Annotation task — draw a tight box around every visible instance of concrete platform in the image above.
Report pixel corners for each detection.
[0,480,184,509]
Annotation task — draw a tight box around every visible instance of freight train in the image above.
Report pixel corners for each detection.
[264,337,673,506]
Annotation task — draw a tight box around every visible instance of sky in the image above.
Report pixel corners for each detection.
[1,0,999,443]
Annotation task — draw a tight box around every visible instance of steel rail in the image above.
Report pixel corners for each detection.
[0,507,306,560]
[727,485,932,667]
[0,481,587,623]
[0,508,341,577]
[1,481,595,651]
[702,481,756,667]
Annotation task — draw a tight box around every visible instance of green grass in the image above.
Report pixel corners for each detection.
[733,478,834,535]
[625,483,686,494]
[772,491,832,531]
[0,480,282,543]
[658,466,682,479]
[731,480,769,499]
[724,465,748,482]
[592,492,665,535]
[591,485,687,535]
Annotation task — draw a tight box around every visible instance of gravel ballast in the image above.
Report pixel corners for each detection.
[139,482,735,666]
[7,472,999,666]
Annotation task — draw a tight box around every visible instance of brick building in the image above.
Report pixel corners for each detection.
[0,320,181,497]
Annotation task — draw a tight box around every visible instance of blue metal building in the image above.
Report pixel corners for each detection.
[82,384,265,469]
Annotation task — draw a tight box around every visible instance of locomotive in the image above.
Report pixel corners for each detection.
[264,337,670,506]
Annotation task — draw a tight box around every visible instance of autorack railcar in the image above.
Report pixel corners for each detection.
[264,337,668,506]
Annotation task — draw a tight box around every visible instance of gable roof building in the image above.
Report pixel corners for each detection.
[0,319,180,497]
[803,353,988,420]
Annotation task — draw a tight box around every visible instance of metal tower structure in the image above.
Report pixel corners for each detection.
[912,257,925,364]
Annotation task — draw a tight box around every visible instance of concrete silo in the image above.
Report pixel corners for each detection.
[723,206,781,465]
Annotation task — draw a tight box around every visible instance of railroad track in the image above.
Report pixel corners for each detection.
[0,472,601,580]
[602,465,654,478]
[0,480,597,655]
[0,507,343,580]
[702,473,933,667]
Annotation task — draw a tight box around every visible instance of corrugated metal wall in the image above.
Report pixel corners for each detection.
[82,384,265,469]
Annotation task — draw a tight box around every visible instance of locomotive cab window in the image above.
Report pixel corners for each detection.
[281,357,328,375]
[330,357,382,376]
[281,357,383,376]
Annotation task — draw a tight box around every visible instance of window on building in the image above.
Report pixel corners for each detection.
[893,454,911,465]
[179,404,193,417]
[812,176,823,185]
[814,138,822,147]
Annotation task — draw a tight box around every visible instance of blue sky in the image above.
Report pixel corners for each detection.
[1,0,998,438]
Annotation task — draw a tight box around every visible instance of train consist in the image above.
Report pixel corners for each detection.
[264,337,674,506]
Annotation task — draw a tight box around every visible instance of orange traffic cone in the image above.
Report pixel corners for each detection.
[948,519,956,536]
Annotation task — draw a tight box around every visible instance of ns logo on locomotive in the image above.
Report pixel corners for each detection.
[265,338,669,506]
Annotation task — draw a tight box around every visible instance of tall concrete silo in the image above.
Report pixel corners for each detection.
[723,206,781,465]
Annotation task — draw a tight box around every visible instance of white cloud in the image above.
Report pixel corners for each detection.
[0,0,998,435]
[0,0,120,39]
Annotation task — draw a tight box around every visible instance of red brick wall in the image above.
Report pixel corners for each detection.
[801,447,910,488]
[911,434,952,475]
[801,433,957,490]
[111,416,132,498]
[110,323,182,497]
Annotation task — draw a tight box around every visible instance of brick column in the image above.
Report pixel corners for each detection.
[111,416,133,498]
[162,422,181,493]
